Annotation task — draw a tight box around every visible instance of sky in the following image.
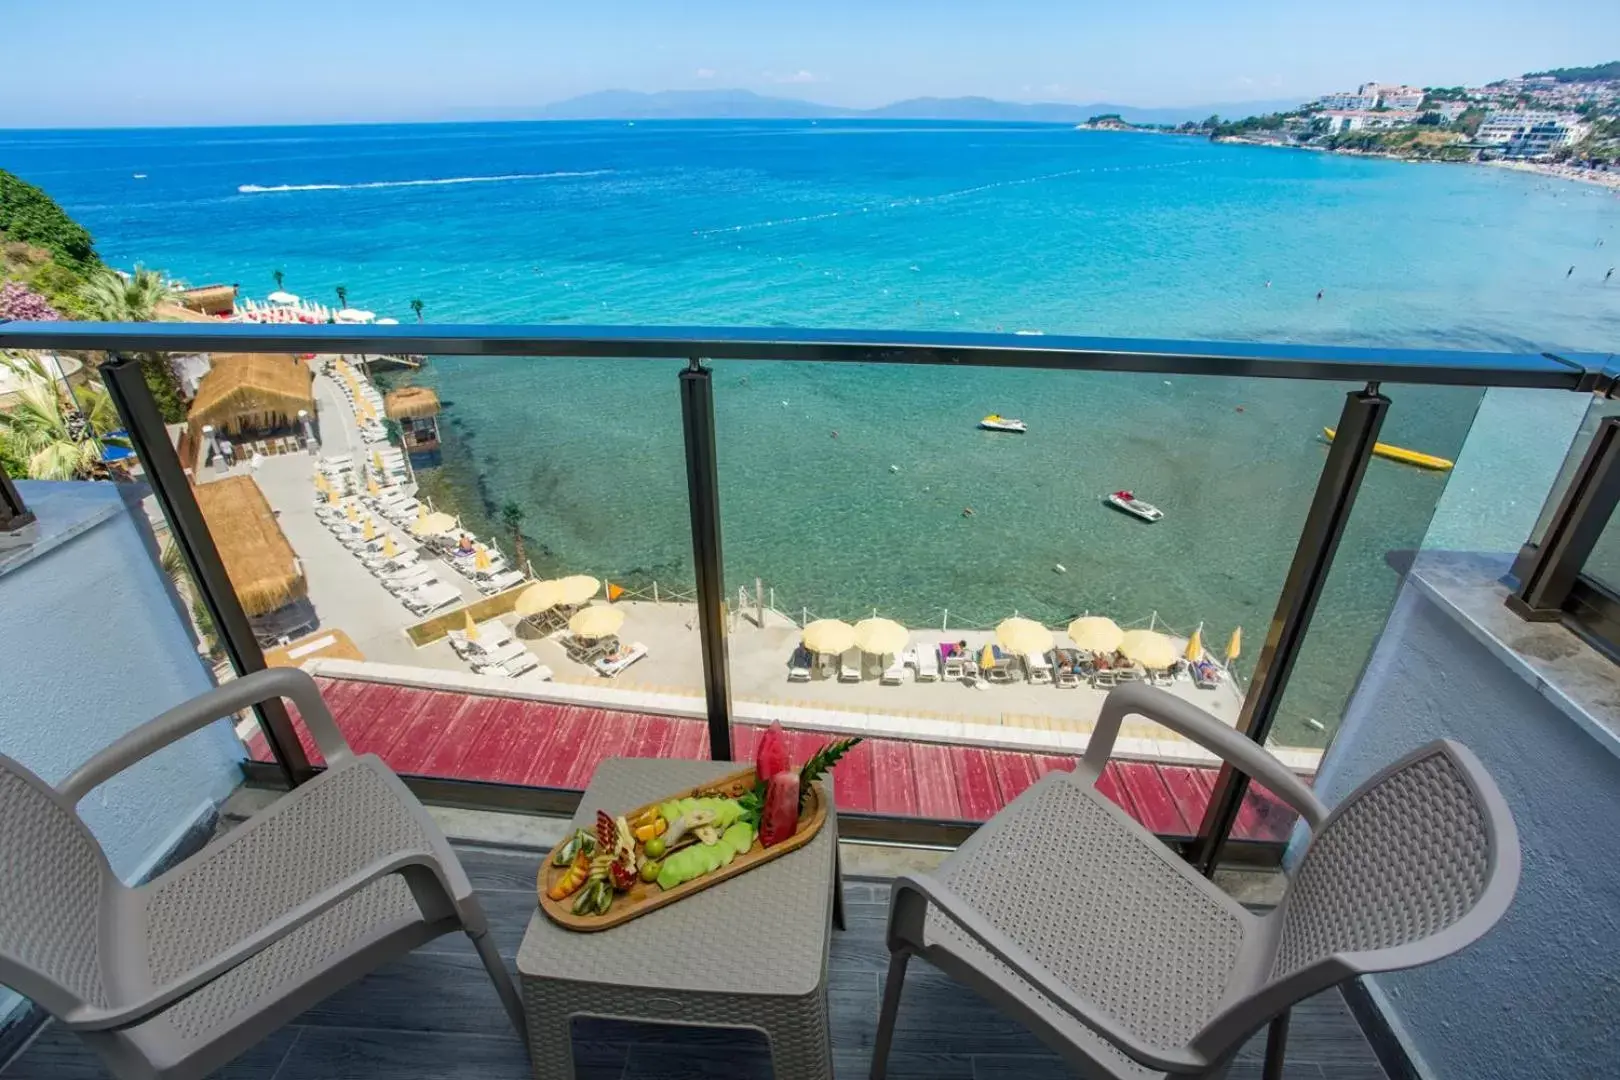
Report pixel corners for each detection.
[1,0,1614,128]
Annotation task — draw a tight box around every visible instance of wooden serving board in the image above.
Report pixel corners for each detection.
[537,767,828,932]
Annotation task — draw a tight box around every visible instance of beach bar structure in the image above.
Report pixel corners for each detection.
[186,352,315,453]
[194,474,315,644]
[384,385,442,464]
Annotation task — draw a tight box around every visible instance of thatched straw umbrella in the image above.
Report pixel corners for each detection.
[188,354,315,436]
[194,476,306,617]
[384,386,441,421]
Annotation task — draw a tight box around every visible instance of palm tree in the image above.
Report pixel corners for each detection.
[0,353,125,480]
[410,298,424,322]
[77,266,187,421]
[500,500,527,569]
[77,265,177,322]
[273,269,285,291]
[335,285,348,310]
[160,538,221,657]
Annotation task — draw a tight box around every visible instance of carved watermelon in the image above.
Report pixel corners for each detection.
[759,770,801,848]
[755,720,791,781]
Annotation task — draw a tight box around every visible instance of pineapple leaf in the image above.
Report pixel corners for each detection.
[799,737,862,809]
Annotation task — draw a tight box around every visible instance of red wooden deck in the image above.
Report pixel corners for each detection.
[250,677,1297,843]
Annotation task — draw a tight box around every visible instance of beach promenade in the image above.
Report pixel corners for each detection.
[232,356,1318,775]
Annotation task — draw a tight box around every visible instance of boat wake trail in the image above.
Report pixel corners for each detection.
[694,160,1196,236]
[237,170,611,194]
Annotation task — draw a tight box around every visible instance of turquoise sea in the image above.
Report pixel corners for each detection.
[6,120,1618,743]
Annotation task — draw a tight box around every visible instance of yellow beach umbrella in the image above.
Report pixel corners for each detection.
[415,504,429,524]
[367,476,380,497]
[345,502,359,522]
[553,574,601,606]
[326,489,340,506]
[979,643,997,670]
[1226,627,1243,663]
[854,617,908,656]
[362,518,375,541]
[371,450,385,472]
[514,580,563,616]
[570,605,625,640]
[314,471,329,493]
[802,619,856,655]
[381,536,398,558]
[1067,616,1123,654]
[463,608,479,642]
[1185,627,1203,662]
[996,617,1052,656]
[474,544,492,572]
[1120,629,1177,670]
[411,511,457,536]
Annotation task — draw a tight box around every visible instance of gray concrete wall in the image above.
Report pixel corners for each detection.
[1303,579,1620,1080]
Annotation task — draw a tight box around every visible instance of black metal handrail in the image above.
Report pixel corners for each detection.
[0,320,1608,389]
[5,320,1610,872]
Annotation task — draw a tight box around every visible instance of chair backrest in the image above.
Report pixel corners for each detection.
[1268,739,1519,985]
[0,754,116,1017]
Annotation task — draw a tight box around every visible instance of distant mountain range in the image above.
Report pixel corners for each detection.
[524,89,1307,126]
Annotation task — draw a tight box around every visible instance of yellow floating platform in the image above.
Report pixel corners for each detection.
[1323,428,1454,471]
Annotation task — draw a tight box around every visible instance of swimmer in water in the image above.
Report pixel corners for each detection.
[1264,280,1271,288]
[1568,265,1575,278]
[962,507,975,517]
[830,430,838,439]
[1316,290,1323,301]
[1607,267,1614,283]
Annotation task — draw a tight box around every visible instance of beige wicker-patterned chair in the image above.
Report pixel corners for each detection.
[0,668,524,1080]
[872,682,1520,1079]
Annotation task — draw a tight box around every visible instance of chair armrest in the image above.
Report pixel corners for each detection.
[63,849,451,1032]
[1083,683,1326,830]
[58,668,353,803]
[894,872,1211,1075]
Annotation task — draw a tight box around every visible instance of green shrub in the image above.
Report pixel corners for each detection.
[0,171,100,271]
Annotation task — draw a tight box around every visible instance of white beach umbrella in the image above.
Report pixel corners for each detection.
[267,290,299,305]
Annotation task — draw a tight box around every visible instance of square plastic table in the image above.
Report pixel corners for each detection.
[518,758,842,1080]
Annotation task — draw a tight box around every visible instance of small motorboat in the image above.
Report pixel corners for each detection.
[979,414,1027,433]
[1103,490,1163,522]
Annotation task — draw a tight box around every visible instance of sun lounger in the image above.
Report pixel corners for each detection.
[941,646,964,680]
[1055,664,1080,689]
[488,652,545,679]
[402,581,462,615]
[915,647,940,682]
[838,648,861,683]
[382,501,421,522]
[594,641,648,679]
[1092,668,1117,689]
[1025,651,1053,685]
[450,625,516,659]
[787,645,812,683]
[468,639,530,672]
[365,550,419,573]
[1192,660,1221,690]
[986,647,1016,684]
[881,657,906,685]
[476,569,526,594]
[383,569,437,594]
[319,454,353,469]
[342,534,390,553]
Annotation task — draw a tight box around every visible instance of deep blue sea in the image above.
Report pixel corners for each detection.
[6,120,1617,741]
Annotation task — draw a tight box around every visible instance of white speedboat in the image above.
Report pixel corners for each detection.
[979,414,1027,434]
[1103,490,1163,522]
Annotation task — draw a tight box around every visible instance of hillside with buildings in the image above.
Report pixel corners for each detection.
[1207,66,1620,182]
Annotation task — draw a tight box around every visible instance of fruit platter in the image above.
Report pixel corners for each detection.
[538,727,859,931]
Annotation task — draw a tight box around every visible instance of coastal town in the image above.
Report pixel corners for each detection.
[1082,60,1620,185]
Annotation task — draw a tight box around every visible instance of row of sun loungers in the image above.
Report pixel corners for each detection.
[445,621,552,680]
[788,641,1202,690]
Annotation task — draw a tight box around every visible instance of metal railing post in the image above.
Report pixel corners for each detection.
[1190,382,1389,875]
[101,352,313,788]
[679,357,734,761]
[1507,416,1620,619]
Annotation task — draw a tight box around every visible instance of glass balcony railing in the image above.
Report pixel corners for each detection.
[0,319,1601,862]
